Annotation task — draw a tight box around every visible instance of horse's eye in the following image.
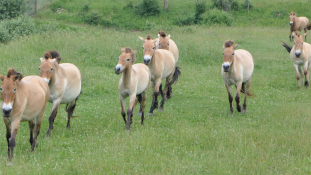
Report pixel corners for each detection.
[232,53,235,56]
[294,42,296,45]
[13,88,16,92]
[152,47,155,49]
[222,53,224,56]
[159,43,161,46]
[168,43,170,46]
[50,68,54,72]
[142,46,144,49]
[39,67,41,71]
[0,87,2,92]
[126,58,130,61]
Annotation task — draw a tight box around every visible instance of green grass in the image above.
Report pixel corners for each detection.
[34,0,311,30]
[0,24,310,174]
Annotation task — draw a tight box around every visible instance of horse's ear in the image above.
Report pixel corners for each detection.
[302,33,307,38]
[0,74,4,81]
[14,72,22,81]
[40,57,45,63]
[153,39,158,44]
[167,34,171,39]
[233,44,239,49]
[138,36,145,42]
[121,46,125,53]
[292,32,297,38]
[56,57,62,64]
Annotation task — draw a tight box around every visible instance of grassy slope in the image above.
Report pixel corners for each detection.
[0,25,310,174]
[35,0,311,29]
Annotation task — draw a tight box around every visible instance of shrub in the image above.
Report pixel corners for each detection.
[195,1,206,23]
[83,12,101,25]
[135,0,160,17]
[201,9,232,26]
[211,0,239,12]
[0,0,26,20]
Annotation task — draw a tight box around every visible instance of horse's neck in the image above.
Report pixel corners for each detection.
[49,64,62,86]
[294,17,300,28]
[122,64,134,87]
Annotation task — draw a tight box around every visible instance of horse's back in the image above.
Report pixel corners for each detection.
[298,17,309,29]
[133,63,150,94]
[20,76,50,120]
[59,63,81,103]
[154,49,175,79]
[168,39,179,63]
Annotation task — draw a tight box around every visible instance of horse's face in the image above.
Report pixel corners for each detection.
[158,34,170,50]
[222,44,238,72]
[115,47,136,74]
[39,58,55,84]
[139,36,157,65]
[0,71,22,117]
[289,15,295,26]
[293,33,306,58]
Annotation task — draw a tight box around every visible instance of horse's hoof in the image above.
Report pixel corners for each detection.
[138,111,142,116]
[242,110,246,114]
[6,161,13,166]
[158,107,164,112]
[228,112,233,116]
[125,129,130,133]
[141,122,144,126]
[148,112,153,116]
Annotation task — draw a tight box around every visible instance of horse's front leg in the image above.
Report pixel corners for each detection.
[3,118,11,163]
[120,95,126,124]
[149,79,161,116]
[28,120,35,149]
[159,83,165,112]
[289,29,293,41]
[126,94,137,131]
[46,99,61,137]
[7,119,20,166]
[225,84,233,116]
[293,64,301,89]
[303,61,309,87]
[235,82,242,112]
[242,78,252,114]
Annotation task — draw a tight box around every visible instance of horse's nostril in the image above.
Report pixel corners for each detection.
[2,109,12,116]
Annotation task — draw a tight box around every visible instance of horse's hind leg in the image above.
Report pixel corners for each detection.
[149,79,161,116]
[28,120,35,148]
[120,96,126,124]
[242,78,252,114]
[225,84,233,116]
[235,82,242,113]
[159,84,165,112]
[126,94,137,131]
[32,114,43,151]
[141,90,148,125]
[136,94,143,116]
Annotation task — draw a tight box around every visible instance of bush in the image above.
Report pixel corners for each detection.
[135,0,160,17]
[0,0,26,20]
[83,12,101,25]
[195,1,206,23]
[201,9,232,26]
[0,15,60,43]
[211,0,239,12]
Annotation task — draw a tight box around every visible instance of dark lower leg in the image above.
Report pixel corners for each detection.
[66,103,76,128]
[228,93,233,113]
[141,112,144,125]
[149,92,159,114]
[126,109,133,130]
[47,109,58,136]
[8,136,16,161]
[159,84,165,108]
[166,86,172,99]
[235,95,241,112]
[28,121,35,147]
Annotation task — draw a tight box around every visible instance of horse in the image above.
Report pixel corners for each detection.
[221,40,254,115]
[281,32,311,89]
[39,51,81,136]
[289,12,310,41]
[0,69,50,166]
[115,47,151,131]
[155,31,179,99]
[138,35,180,115]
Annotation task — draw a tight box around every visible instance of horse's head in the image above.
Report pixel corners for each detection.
[157,31,170,50]
[139,35,157,65]
[293,32,306,58]
[39,51,61,84]
[0,69,23,117]
[115,47,137,75]
[289,12,296,26]
[222,40,239,72]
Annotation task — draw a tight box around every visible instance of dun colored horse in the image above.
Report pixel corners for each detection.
[139,35,180,115]
[39,51,81,136]
[282,32,311,89]
[289,12,310,41]
[115,47,151,131]
[0,69,50,166]
[155,31,179,98]
[222,40,254,115]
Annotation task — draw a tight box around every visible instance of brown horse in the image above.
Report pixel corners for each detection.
[115,47,151,131]
[39,51,81,136]
[222,40,254,115]
[139,35,180,115]
[282,32,311,89]
[0,69,50,166]
[289,12,310,41]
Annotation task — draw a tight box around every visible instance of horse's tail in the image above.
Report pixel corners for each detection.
[167,66,181,86]
[240,82,253,96]
[281,41,292,53]
[308,22,311,30]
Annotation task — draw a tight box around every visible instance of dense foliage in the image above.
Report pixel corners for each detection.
[0,0,26,19]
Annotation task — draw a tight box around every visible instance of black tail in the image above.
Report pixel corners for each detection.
[281,41,292,53]
[167,66,181,86]
[308,23,311,30]
[240,82,253,96]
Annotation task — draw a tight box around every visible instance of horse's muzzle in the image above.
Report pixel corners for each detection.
[290,22,293,26]
[2,109,12,117]
[144,59,151,65]
[295,52,301,58]
[115,68,121,75]
[223,65,230,72]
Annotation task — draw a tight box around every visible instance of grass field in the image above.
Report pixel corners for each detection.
[0,23,310,174]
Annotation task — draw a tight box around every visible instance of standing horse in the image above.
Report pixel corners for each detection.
[115,47,151,131]
[155,31,179,99]
[39,51,81,136]
[222,40,254,115]
[0,69,50,166]
[289,12,310,41]
[281,32,311,89]
[139,35,180,115]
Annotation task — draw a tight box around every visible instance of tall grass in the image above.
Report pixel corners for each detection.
[0,24,310,173]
